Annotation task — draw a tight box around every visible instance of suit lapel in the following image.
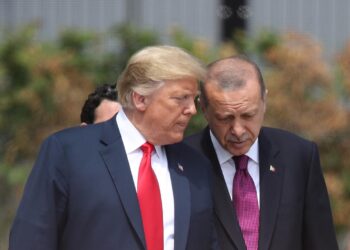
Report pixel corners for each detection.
[165,145,191,250]
[99,117,146,249]
[258,128,284,250]
[201,128,246,250]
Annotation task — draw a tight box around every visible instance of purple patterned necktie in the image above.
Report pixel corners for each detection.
[233,155,259,250]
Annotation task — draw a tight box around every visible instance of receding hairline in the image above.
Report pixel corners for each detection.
[207,56,255,80]
[204,55,265,94]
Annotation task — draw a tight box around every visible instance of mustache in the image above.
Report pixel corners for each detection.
[226,134,249,143]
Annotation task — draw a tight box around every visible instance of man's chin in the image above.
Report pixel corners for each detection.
[161,133,184,145]
[227,143,249,156]
[175,123,188,131]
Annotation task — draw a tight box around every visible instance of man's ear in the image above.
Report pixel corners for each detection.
[132,91,148,111]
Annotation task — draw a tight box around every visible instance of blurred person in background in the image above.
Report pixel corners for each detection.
[80,83,121,125]
[9,45,218,250]
[185,55,338,250]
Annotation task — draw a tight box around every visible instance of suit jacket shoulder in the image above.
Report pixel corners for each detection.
[260,127,314,145]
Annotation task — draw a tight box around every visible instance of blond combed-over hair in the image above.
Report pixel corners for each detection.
[117,45,206,108]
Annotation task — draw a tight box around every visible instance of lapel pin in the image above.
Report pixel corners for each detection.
[178,164,184,172]
[269,165,276,172]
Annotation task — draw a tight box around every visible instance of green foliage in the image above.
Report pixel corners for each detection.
[185,108,207,136]
[94,23,160,85]
[0,162,30,248]
[231,29,280,59]
[254,30,280,55]
[170,27,218,64]
[0,25,37,89]
[0,26,94,165]
[58,29,100,76]
[59,29,98,53]
[231,29,252,54]
[115,23,159,56]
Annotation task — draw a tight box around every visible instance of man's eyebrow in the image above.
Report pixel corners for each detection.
[242,108,258,116]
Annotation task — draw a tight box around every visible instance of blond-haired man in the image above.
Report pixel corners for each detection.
[10,46,218,250]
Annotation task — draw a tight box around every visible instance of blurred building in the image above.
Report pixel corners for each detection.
[0,0,349,56]
[249,0,350,57]
[0,0,219,45]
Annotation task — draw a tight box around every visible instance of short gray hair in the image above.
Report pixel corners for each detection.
[201,55,265,107]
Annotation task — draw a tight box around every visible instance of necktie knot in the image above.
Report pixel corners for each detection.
[233,155,249,171]
[141,142,154,155]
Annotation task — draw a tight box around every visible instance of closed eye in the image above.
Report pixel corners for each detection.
[241,113,255,119]
[172,95,193,102]
[175,95,188,100]
[216,115,233,122]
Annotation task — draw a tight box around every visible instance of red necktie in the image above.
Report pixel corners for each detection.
[137,142,164,250]
[233,155,259,250]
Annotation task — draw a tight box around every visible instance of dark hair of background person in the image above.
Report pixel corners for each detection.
[80,84,118,124]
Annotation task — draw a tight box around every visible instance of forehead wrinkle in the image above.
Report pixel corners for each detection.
[212,94,251,113]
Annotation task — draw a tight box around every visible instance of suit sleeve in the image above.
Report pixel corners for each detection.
[303,142,339,250]
[9,135,68,250]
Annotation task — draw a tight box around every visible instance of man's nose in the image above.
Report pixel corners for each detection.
[184,99,197,115]
[231,120,245,137]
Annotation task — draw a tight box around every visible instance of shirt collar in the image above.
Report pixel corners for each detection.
[209,129,259,165]
[116,108,163,157]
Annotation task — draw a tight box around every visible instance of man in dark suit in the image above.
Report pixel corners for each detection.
[9,46,217,250]
[185,55,338,250]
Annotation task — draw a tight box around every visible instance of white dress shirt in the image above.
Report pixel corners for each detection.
[209,130,260,207]
[116,108,175,250]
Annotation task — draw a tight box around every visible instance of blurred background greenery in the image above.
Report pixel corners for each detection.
[1,23,350,249]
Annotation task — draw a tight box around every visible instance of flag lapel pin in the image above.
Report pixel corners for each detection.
[178,164,184,172]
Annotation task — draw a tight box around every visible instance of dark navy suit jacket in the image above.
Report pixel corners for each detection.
[185,126,338,250]
[10,117,217,250]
